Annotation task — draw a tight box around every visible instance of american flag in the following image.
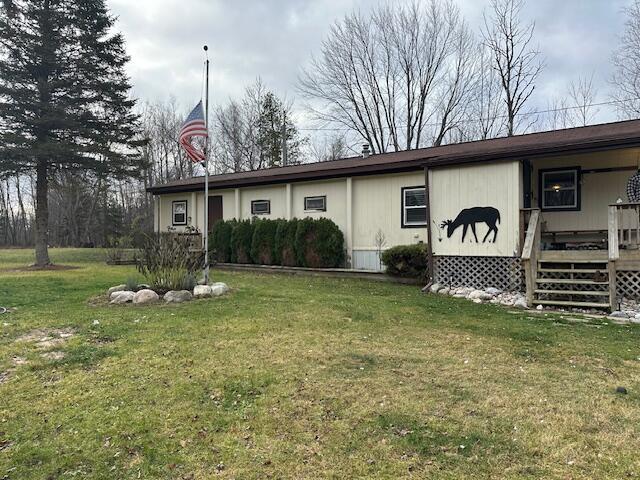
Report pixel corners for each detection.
[179,101,208,163]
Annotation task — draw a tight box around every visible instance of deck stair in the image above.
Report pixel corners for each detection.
[533,258,611,310]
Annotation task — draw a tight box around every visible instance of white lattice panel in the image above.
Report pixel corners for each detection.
[617,271,640,299]
[434,256,522,291]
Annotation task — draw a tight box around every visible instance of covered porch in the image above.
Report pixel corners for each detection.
[520,146,640,311]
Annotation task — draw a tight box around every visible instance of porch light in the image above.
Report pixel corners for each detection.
[552,184,561,191]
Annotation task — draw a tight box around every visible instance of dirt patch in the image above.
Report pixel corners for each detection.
[16,328,75,349]
[41,351,65,361]
[86,295,109,307]
[11,356,27,366]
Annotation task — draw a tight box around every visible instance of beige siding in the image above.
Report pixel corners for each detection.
[157,193,196,232]
[239,185,287,219]
[532,149,640,232]
[429,161,521,257]
[352,171,427,249]
[291,179,347,232]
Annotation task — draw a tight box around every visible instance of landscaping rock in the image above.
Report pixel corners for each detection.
[210,282,230,297]
[513,298,528,309]
[133,289,159,304]
[193,285,212,298]
[107,284,127,296]
[485,287,502,296]
[430,283,442,294]
[164,290,193,303]
[468,290,493,301]
[609,310,628,318]
[536,304,544,311]
[438,287,450,295]
[110,291,134,304]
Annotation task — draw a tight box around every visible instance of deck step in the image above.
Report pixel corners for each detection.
[538,268,605,274]
[535,278,609,285]
[538,259,608,264]
[534,289,609,297]
[533,299,611,308]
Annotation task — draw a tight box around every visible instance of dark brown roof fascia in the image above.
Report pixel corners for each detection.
[147,129,640,195]
[147,158,431,194]
[423,136,640,168]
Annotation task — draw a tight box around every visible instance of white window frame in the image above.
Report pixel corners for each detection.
[304,195,326,212]
[251,199,270,215]
[172,200,187,226]
[402,186,427,228]
[540,168,580,211]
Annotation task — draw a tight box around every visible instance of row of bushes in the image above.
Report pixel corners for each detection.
[210,218,345,268]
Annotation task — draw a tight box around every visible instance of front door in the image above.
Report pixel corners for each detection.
[208,196,223,231]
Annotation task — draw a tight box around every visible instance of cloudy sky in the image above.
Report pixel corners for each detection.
[109,0,632,132]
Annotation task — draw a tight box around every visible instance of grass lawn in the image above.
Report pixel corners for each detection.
[1,248,640,479]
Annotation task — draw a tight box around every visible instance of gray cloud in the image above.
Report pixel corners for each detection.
[109,0,634,126]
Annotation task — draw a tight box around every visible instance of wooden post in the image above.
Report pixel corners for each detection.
[521,209,540,307]
[608,205,620,261]
[424,166,434,285]
[608,260,617,312]
[608,205,620,312]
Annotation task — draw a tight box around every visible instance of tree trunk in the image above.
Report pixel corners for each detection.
[34,161,50,266]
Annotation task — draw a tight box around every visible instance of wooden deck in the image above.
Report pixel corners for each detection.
[539,249,640,270]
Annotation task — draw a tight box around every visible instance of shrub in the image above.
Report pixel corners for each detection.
[295,217,345,268]
[182,272,197,290]
[125,276,139,292]
[230,220,255,264]
[380,244,429,279]
[210,219,234,263]
[135,232,203,293]
[251,219,278,265]
[275,218,298,266]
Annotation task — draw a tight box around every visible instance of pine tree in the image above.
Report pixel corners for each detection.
[0,0,144,265]
[256,92,303,168]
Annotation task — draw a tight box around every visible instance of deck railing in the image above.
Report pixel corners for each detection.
[609,203,640,253]
[521,208,541,307]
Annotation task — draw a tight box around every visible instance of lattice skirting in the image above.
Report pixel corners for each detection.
[434,256,523,291]
[617,271,640,299]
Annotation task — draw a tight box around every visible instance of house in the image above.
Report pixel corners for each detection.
[148,119,640,311]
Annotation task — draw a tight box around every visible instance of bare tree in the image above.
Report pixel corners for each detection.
[139,98,191,184]
[612,1,640,118]
[468,46,504,140]
[305,134,349,163]
[543,97,571,131]
[213,78,304,172]
[567,74,599,126]
[298,1,476,153]
[482,0,544,136]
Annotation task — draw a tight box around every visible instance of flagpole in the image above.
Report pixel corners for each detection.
[203,45,210,284]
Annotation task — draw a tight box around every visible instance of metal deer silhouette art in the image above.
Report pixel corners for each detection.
[440,207,500,243]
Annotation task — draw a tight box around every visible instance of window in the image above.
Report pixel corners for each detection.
[304,195,326,211]
[402,186,427,228]
[540,168,580,211]
[251,200,270,215]
[172,200,187,225]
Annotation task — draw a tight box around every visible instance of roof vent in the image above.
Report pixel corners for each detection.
[361,144,370,158]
